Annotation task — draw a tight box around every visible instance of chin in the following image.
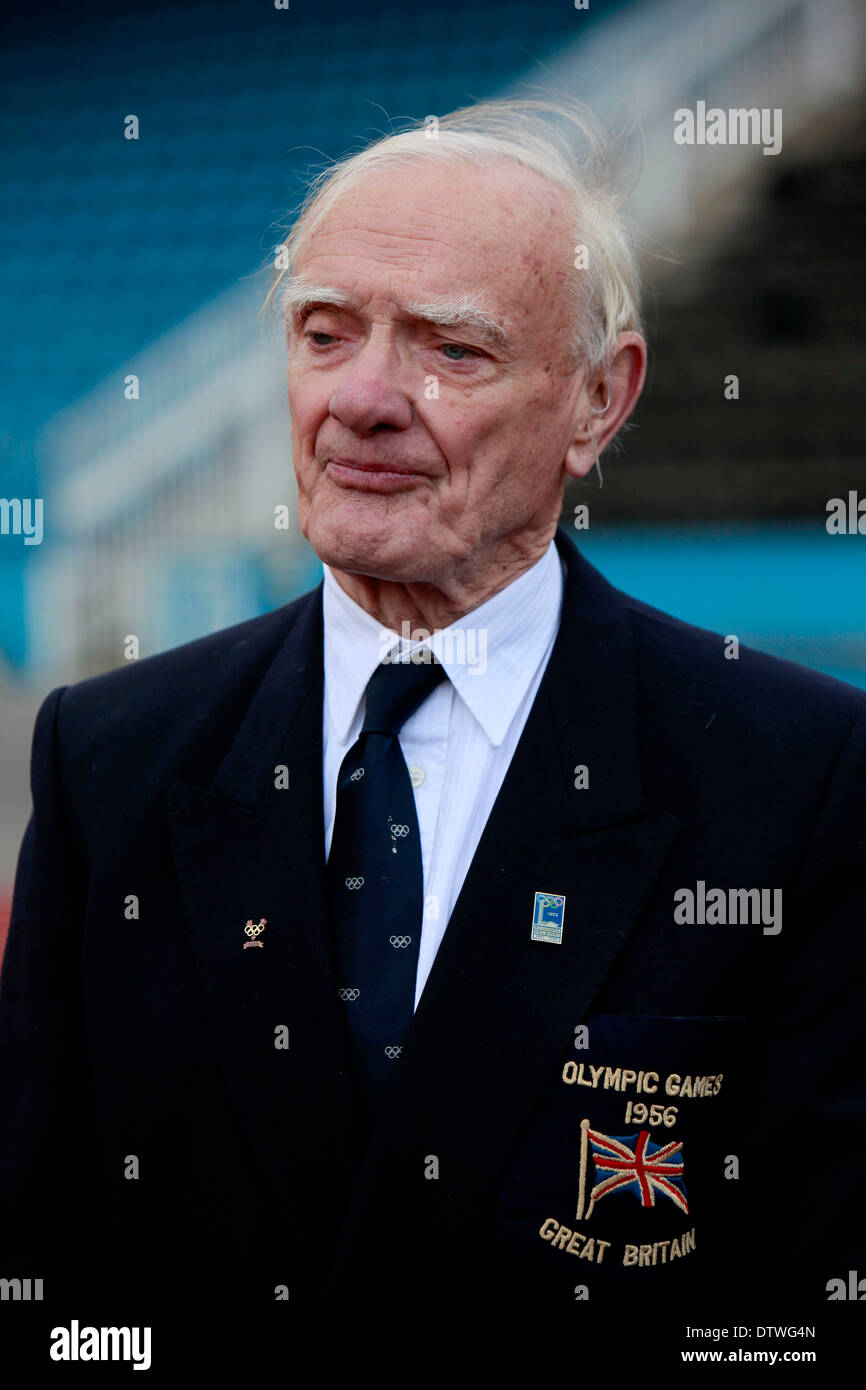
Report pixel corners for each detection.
[307,509,429,582]
[308,519,419,578]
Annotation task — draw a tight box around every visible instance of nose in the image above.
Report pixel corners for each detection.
[328,337,414,434]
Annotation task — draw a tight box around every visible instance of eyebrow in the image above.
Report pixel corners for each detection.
[405,293,511,351]
[280,277,511,352]
[280,278,355,320]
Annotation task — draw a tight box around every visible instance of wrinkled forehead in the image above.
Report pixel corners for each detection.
[294,157,575,330]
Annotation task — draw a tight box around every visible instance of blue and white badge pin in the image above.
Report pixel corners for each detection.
[531,891,566,944]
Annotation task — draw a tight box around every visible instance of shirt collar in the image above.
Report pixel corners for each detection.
[322,539,563,748]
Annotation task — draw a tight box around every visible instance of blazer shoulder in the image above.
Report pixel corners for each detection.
[559,532,865,728]
[604,584,866,799]
[621,584,865,716]
[46,586,321,785]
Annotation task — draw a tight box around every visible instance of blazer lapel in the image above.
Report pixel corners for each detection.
[165,584,368,1284]
[326,528,681,1293]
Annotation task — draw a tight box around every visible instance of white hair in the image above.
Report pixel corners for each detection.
[265,98,644,374]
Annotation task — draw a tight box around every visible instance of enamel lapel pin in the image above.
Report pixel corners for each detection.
[531,892,565,944]
[243,917,267,949]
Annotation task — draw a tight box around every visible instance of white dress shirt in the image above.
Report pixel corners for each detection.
[322,540,565,1010]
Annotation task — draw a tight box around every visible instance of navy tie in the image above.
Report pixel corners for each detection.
[328,653,448,1116]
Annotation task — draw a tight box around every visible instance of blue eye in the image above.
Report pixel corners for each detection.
[440,343,474,361]
[305,331,336,346]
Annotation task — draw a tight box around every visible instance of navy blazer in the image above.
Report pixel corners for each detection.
[1,526,864,1316]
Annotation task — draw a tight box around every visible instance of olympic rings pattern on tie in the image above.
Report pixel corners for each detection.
[384,1045,403,1059]
[389,935,412,948]
[345,875,365,890]
[390,824,410,837]
[350,767,365,781]
[338,987,360,1001]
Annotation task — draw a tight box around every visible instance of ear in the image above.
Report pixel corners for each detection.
[565,332,647,481]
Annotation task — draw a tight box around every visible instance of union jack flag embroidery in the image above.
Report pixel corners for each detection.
[576,1118,688,1221]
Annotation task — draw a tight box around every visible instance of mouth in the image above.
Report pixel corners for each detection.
[325,457,428,493]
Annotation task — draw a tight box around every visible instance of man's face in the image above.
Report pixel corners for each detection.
[286,157,586,590]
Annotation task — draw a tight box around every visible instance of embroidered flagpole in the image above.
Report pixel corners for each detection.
[576,1116,590,1221]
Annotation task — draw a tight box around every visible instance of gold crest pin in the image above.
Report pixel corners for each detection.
[243,917,267,949]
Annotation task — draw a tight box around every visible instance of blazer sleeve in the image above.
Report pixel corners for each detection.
[739,703,866,1308]
[0,685,111,1304]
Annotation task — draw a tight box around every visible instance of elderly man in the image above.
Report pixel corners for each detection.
[0,101,863,1323]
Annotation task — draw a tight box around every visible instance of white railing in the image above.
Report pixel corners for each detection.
[32,275,303,676]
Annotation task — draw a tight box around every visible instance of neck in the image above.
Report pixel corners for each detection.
[329,530,556,634]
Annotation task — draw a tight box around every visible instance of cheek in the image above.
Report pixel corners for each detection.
[287,376,328,446]
[515,377,573,449]
[424,399,500,469]
[471,387,569,497]
[445,389,555,465]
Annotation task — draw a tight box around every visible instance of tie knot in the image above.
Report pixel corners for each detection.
[361,653,447,737]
